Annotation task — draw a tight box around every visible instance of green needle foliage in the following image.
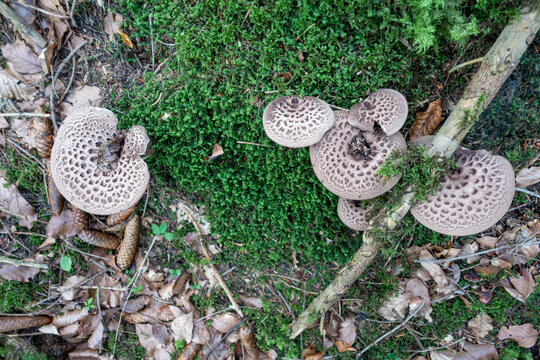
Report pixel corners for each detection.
[114,0,514,268]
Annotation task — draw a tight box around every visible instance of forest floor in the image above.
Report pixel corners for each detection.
[0,1,539,359]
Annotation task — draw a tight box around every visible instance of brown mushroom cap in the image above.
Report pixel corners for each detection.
[411,148,515,236]
[337,198,373,231]
[50,106,150,215]
[263,95,335,147]
[310,111,406,200]
[348,89,408,135]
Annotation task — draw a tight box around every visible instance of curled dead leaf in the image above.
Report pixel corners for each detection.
[500,267,536,303]
[497,323,538,348]
[516,166,540,188]
[409,99,443,140]
[468,313,493,338]
[117,29,134,48]
[0,176,37,229]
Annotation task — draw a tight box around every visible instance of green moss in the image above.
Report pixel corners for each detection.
[106,332,145,359]
[0,280,42,313]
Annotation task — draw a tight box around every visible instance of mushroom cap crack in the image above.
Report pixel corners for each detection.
[348,89,408,135]
[411,148,515,236]
[50,107,150,215]
[310,111,406,200]
[263,95,334,148]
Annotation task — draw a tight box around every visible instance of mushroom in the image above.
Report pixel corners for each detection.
[337,198,373,231]
[263,95,335,147]
[348,89,408,135]
[410,146,515,236]
[50,106,150,215]
[310,111,406,200]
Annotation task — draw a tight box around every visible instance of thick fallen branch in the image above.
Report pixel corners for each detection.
[290,4,540,339]
[0,0,47,49]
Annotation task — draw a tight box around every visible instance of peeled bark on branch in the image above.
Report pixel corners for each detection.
[290,4,540,339]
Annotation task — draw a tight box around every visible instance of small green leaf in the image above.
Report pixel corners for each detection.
[164,232,174,241]
[159,222,167,234]
[151,223,159,235]
[60,256,72,272]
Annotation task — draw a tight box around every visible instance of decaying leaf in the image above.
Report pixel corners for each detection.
[53,308,89,327]
[87,322,104,350]
[171,311,193,343]
[205,143,224,161]
[181,232,220,257]
[46,210,80,238]
[177,343,201,360]
[468,313,493,338]
[516,166,540,188]
[62,86,102,115]
[302,348,323,360]
[79,230,119,250]
[500,267,536,303]
[103,12,124,41]
[409,99,444,140]
[124,312,159,324]
[58,275,85,301]
[0,69,36,99]
[337,316,357,346]
[12,118,36,149]
[117,29,134,48]
[0,40,46,82]
[0,176,37,229]
[239,326,271,359]
[135,323,174,360]
[0,254,45,282]
[0,315,51,333]
[237,295,264,309]
[211,312,241,333]
[379,286,409,321]
[497,323,538,348]
[116,215,140,270]
[335,340,356,352]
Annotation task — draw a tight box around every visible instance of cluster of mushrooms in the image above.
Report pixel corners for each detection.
[263,90,515,237]
[43,106,150,270]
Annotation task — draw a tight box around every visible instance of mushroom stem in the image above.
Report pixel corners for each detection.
[290,4,540,339]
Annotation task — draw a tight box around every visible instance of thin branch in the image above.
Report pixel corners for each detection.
[515,187,540,199]
[415,240,540,264]
[6,138,45,168]
[448,57,485,73]
[0,1,47,48]
[356,303,425,359]
[23,4,70,19]
[182,204,244,317]
[405,338,464,353]
[0,113,50,117]
[0,256,48,269]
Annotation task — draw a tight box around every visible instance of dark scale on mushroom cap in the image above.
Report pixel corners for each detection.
[337,198,373,231]
[348,89,408,135]
[310,111,406,200]
[411,148,515,236]
[263,95,335,148]
[50,107,150,215]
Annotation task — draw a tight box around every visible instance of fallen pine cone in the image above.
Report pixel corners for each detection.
[0,315,51,333]
[46,160,65,216]
[116,215,140,270]
[33,117,54,158]
[79,230,119,250]
[239,326,271,360]
[106,203,138,227]
[124,312,158,324]
[71,205,88,230]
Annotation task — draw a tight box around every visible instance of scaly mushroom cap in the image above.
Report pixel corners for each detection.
[50,106,150,215]
[337,198,373,231]
[263,95,335,147]
[348,89,408,135]
[411,148,515,236]
[310,111,406,200]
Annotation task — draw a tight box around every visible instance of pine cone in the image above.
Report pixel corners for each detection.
[33,117,54,158]
[46,160,64,215]
[71,205,88,230]
[79,230,119,250]
[116,215,139,270]
[106,203,138,226]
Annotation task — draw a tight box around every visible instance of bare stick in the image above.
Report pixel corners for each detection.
[149,13,155,71]
[515,187,540,199]
[405,338,464,353]
[0,0,47,49]
[356,304,425,358]
[50,41,87,131]
[290,5,540,339]
[63,238,109,261]
[23,4,69,19]
[0,256,48,269]
[0,113,50,117]
[448,57,485,73]
[182,204,244,317]
[236,141,271,147]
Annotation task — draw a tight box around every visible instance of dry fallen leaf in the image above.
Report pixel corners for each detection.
[58,275,85,301]
[103,12,124,41]
[117,29,134,48]
[302,348,323,360]
[500,267,536,303]
[379,285,409,321]
[0,176,37,229]
[468,313,493,338]
[497,323,538,348]
[171,312,193,343]
[516,166,540,188]
[53,308,89,327]
[237,295,263,309]
[61,86,102,115]
[12,118,36,149]
[337,317,357,345]
[409,98,444,140]
[205,143,224,161]
[0,254,45,282]
[46,210,81,238]
[135,323,174,360]
[0,69,36,100]
[0,40,46,82]
[211,312,241,333]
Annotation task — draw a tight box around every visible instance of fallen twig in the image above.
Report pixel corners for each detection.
[448,57,485,73]
[182,204,244,317]
[6,138,45,168]
[0,256,48,269]
[0,113,51,117]
[515,187,540,199]
[0,1,47,49]
[356,303,425,359]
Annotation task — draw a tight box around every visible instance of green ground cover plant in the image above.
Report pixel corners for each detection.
[114,0,516,269]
